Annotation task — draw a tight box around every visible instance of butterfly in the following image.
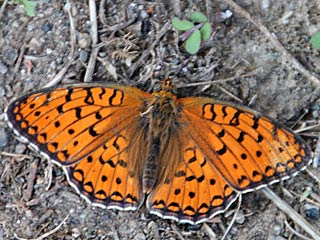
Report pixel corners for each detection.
[5,79,311,224]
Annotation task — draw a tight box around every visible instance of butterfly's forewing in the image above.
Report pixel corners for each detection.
[147,130,238,224]
[6,84,152,210]
[178,97,311,192]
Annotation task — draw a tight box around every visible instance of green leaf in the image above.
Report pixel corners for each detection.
[190,12,207,23]
[185,29,201,54]
[310,32,320,49]
[200,22,211,41]
[16,0,37,16]
[24,0,36,16]
[172,17,194,31]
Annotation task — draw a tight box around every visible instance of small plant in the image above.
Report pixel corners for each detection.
[310,32,320,50]
[15,0,37,17]
[172,12,212,54]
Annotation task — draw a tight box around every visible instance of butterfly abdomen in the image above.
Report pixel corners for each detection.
[142,137,160,193]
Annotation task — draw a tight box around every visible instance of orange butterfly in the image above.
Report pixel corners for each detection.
[5,79,311,224]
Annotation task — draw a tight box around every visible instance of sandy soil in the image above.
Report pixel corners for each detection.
[0,0,319,239]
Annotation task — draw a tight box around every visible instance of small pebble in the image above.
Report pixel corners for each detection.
[147,220,155,230]
[154,64,162,71]
[15,143,27,154]
[98,52,107,58]
[25,209,34,219]
[79,212,87,219]
[260,0,271,11]
[0,86,5,97]
[129,2,138,9]
[311,103,320,119]
[78,33,91,49]
[235,210,246,224]
[41,22,53,33]
[28,37,42,51]
[3,49,18,65]
[49,60,57,70]
[304,203,320,220]
[187,224,201,231]
[182,66,189,73]
[140,10,149,19]
[27,24,35,32]
[273,224,282,236]
[46,48,53,54]
[305,208,320,220]
[79,50,89,63]
[0,62,8,74]
[11,20,19,28]
[0,128,8,148]
[71,228,81,238]
[187,62,194,69]
[135,232,146,240]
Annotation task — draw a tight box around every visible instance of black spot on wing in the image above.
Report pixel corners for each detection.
[65,87,73,102]
[89,126,98,137]
[84,88,94,105]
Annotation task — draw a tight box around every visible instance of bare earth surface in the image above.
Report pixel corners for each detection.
[0,0,320,239]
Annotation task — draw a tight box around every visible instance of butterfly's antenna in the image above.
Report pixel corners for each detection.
[222,193,242,240]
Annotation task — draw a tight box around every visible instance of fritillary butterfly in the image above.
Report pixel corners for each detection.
[5,79,311,224]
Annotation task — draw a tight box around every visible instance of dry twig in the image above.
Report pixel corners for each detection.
[312,135,320,168]
[98,0,107,25]
[202,223,217,240]
[14,45,26,74]
[306,169,320,186]
[216,85,244,103]
[171,225,185,240]
[284,219,313,240]
[22,158,39,201]
[0,151,33,160]
[0,0,9,24]
[100,17,137,33]
[294,123,320,133]
[221,194,242,240]
[170,0,181,18]
[84,0,99,82]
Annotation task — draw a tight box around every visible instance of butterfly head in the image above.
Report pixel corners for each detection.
[150,79,178,114]
[161,78,174,93]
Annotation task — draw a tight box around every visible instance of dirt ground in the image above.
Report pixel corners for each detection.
[0,0,319,239]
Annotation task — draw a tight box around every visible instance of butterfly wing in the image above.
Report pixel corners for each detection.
[177,97,311,192]
[6,84,152,210]
[147,130,238,224]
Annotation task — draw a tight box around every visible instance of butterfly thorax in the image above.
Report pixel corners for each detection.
[148,91,178,136]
